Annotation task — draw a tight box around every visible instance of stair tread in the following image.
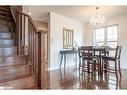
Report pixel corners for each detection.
[0,46,17,48]
[0,54,28,58]
[0,15,12,18]
[0,15,13,21]
[0,55,28,65]
[0,64,32,83]
[0,6,9,8]
[25,86,39,89]
[0,74,33,85]
[0,7,10,12]
[0,19,13,23]
[0,63,30,69]
[0,10,11,15]
[0,62,28,68]
[0,46,25,55]
[0,38,13,40]
[0,54,27,58]
[0,31,11,33]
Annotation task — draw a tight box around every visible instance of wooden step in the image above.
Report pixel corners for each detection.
[0,6,10,13]
[0,31,12,38]
[0,47,17,57]
[25,86,39,89]
[0,55,28,67]
[0,15,13,21]
[0,10,11,17]
[0,64,32,81]
[0,46,25,57]
[0,25,9,32]
[0,74,37,89]
[0,38,14,47]
[0,46,17,57]
[0,6,10,9]
[0,20,14,26]
[0,10,13,18]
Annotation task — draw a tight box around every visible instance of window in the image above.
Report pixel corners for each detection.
[94,25,118,48]
[107,25,117,48]
[95,28,105,46]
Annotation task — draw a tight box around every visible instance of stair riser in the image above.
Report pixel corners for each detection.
[0,16,13,21]
[0,7,10,12]
[0,32,12,38]
[0,11,11,17]
[0,76,36,89]
[0,47,17,56]
[0,20,14,26]
[0,65,32,81]
[0,39,14,47]
[0,56,28,67]
[0,25,9,32]
[0,47,25,56]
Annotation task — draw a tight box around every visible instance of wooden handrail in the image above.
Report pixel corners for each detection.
[10,6,16,22]
[10,6,42,89]
[16,8,38,32]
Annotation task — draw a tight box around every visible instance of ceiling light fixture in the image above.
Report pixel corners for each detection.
[90,7,106,27]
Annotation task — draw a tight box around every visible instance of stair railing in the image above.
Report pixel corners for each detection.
[10,6,42,89]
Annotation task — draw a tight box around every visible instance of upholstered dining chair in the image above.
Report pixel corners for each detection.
[102,46,122,80]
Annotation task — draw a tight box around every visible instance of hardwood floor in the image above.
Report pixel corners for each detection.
[41,66,127,89]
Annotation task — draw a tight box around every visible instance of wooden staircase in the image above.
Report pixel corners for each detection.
[0,6,38,89]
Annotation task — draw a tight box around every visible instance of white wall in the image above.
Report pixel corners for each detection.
[49,12,85,70]
[85,14,127,69]
[23,6,29,13]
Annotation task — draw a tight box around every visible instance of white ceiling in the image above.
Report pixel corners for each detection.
[28,6,127,23]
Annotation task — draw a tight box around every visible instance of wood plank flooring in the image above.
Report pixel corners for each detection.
[41,66,127,89]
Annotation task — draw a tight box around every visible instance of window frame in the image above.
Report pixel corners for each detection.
[94,24,118,47]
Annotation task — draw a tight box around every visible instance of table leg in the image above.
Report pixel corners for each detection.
[75,53,78,71]
[75,53,77,64]
[64,54,66,70]
[99,51,103,75]
[73,53,77,68]
[60,54,63,69]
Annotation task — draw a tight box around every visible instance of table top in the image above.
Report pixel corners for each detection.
[60,49,78,54]
[93,46,116,51]
[60,47,115,54]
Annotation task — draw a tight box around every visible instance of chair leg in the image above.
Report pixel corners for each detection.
[104,60,108,73]
[78,58,81,75]
[118,60,122,77]
[87,61,90,73]
[81,59,85,75]
[115,61,118,80]
[96,59,100,75]
[93,60,96,71]
[101,60,103,75]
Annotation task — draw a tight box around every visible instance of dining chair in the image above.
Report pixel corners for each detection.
[78,46,99,74]
[93,46,110,75]
[102,46,122,80]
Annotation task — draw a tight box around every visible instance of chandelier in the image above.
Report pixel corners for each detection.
[90,7,106,26]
